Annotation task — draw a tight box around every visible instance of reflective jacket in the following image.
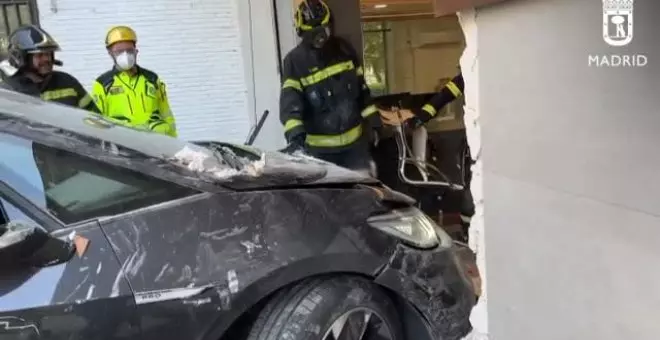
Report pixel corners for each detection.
[417,72,464,130]
[0,68,98,112]
[91,67,177,137]
[279,37,380,149]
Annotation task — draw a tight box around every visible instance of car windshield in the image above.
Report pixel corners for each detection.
[0,133,198,224]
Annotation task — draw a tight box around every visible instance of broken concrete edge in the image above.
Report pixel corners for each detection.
[434,0,508,17]
[457,7,489,337]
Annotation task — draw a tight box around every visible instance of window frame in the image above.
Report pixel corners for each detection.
[0,0,40,24]
[361,21,390,95]
[0,0,40,52]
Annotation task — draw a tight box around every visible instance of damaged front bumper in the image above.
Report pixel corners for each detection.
[375,242,480,340]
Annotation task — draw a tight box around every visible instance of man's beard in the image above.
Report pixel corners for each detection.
[34,63,53,76]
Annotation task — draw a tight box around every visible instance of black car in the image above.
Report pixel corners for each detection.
[0,90,479,340]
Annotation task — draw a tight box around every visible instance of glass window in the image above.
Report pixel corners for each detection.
[362,21,389,96]
[0,133,198,225]
[0,0,39,54]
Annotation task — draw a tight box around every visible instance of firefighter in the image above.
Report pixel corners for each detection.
[0,24,98,112]
[0,25,99,191]
[91,25,177,137]
[405,72,464,129]
[279,0,381,175]
[405,71,475,242]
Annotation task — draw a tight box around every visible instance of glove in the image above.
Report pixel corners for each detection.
[281,133,306,154]
[403,116,425,130]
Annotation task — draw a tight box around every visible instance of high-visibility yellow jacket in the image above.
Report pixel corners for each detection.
[91,67,177,137]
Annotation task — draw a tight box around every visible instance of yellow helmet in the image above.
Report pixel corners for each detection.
[105,26,137,48]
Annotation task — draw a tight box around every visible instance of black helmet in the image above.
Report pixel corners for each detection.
[6,24,60,70]
[295,0,331,35]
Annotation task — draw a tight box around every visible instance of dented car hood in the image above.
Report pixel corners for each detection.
[172,142,380,189]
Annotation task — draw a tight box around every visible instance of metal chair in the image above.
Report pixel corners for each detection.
[379,107,464,191]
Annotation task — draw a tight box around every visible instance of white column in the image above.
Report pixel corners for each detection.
[237,0,287,149]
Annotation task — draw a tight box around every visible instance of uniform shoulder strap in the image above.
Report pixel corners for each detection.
[50,71,82,88]
[137,67,159,86]
[96,70,117,93]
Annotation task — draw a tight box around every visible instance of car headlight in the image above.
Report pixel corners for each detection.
[366,207,453,249]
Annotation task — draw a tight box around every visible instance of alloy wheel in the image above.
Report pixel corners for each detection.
[322,307,395,340]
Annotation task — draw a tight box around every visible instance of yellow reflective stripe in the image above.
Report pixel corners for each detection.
[306,124,362,147]
[422,104,437,117]
[78,94,92,108]
[297,2,331,31]
[41,88,77,101]
[361,104,378,118]
[284,119,303,132]
[283,78,302,91]
[356,66,364,76]
[301,61,354,86]
[149,120,166,130]
[446,81,462,97]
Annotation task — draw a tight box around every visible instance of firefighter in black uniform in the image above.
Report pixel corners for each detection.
[0,24,98,112]
[279,0,381,175]
[405,71,475,242]
[0,25,99,199]
[405,72,464,128]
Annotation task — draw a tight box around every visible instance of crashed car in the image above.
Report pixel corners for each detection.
[0,90,479,340]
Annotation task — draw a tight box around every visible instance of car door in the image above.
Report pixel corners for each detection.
[0,134,141,339]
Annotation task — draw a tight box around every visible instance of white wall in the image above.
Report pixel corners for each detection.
[473,0,660,339]
[36,0,284,146]
[237,0,287,149]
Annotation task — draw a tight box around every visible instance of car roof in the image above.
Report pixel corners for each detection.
[0,88,195,160]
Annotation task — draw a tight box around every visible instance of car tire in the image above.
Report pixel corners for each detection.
[246,276,404,340]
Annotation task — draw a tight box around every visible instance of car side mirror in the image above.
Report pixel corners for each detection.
[0,221,75,269]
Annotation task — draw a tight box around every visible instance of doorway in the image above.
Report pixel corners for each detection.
[359,0,465,97]
[274,0,465,96]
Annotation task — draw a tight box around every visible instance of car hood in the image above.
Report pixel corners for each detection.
[171,142,380,190]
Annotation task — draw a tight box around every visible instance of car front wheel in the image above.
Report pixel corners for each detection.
[247,276,404,340]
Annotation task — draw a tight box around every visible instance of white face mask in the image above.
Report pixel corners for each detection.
[114,51,136,71]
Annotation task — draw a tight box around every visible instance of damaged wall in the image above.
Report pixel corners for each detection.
[474,0,660,339]
[456,8,488,338]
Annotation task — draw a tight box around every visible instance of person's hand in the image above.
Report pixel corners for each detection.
[403,116,424,130]
[281,134,306,154]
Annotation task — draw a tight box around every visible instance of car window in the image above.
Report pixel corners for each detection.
[0,133,199,225]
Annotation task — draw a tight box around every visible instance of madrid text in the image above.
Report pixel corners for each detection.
[588,54,647,67]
